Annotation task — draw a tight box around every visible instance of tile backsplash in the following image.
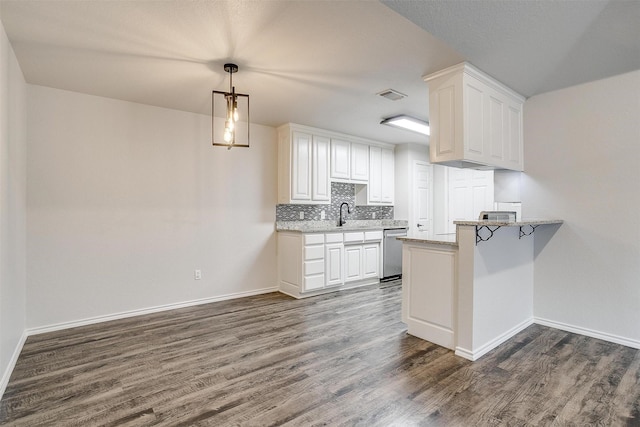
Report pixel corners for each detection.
[276,182,394,221]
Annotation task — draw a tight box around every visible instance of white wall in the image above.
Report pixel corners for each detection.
[0,20,27,395]
[456,225,534,360]
[523,70,640,346]
[27,86,278,330]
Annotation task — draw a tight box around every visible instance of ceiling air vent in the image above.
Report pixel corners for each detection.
[377,89,407,101]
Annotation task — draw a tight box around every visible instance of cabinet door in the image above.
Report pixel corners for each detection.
[488,91,506,163]
[344,245,363,282]
[464,76,486,159]
[312,136,330,201]
[429,74,461,164]
[325,243,344,287]
[331,139,351,180]
[362,244,379,279]
[369,146,382,203]
[506,102,523,169]
[351,143,369,182]
[291,131,312,200]
[380,148,394,204]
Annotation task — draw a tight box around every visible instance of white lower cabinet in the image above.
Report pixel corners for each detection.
[344,243,380,282]
[278,230,382,298]
[344,245,363,282]
[362,244,380,279]
[302,233,325,292]
[344,230,382,282]
[325,233,344,287]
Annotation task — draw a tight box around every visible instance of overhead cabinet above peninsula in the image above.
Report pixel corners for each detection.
[424,62,525,171]
[278,123,394,205]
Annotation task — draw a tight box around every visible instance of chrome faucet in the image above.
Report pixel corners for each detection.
[339,202,351,226]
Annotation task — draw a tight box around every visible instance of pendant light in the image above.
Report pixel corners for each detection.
[212,63,250,149]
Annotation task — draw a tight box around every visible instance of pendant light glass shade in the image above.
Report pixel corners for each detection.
[212,63,250,149]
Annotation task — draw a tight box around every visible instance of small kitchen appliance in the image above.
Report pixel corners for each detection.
[478,211,518,221]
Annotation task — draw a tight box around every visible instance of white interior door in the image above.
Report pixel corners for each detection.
[412,162,433,234]
[446,168,494,233]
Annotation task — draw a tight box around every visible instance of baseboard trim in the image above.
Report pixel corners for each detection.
[454,346,474,361]
[0,330,28,400]
[534,317,640,350]
[27,287,278,336]
[455,317,534,361]
[277,278,380,300]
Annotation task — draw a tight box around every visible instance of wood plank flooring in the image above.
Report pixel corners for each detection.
[1,280,639,426]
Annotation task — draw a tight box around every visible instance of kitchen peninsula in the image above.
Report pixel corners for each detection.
[399,219,563,361]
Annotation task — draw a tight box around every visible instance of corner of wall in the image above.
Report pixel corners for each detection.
[0,19,29,400]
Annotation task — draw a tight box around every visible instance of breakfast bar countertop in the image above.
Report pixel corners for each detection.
[453,219,564,227]
[397,233,458,246]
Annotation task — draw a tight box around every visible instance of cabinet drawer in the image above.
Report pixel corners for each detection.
[344,232,364,244]
[304,275,325,291]
[364,230,383,241]
[304,245,324,260]
[304,234,324,245]
[325,233,344,244]
[304,260,325,276]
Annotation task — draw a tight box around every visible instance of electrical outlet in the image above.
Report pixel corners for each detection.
[320,210,325,220]
[372,212,376,219]
[194,269,202,280]
[299,211,304,220]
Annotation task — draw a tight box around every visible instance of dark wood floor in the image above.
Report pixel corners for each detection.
[1,280,639,426]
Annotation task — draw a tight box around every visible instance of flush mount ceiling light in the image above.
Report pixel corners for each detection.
[212,63,250,149]
[380,115,430,136]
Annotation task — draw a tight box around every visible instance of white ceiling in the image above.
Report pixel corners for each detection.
[1,0,638,145]
[383,0,640,98]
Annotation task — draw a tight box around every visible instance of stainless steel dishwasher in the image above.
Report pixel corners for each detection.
[382,228,407,279]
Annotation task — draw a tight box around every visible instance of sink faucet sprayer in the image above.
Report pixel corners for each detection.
[339,202,351,226]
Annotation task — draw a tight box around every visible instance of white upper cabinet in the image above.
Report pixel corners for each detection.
[356,146,394,206]
[350,143,369,182]
[331,140,371,184]
[279,123,394,205]
[380,148,394,203]
[330,139,351,180]
[312,135,330,201]
[369,146,382,202]
[424,62,525,171]
[278,124,331,205]
[291,131,312,201]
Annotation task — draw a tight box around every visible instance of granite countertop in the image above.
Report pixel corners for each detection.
[397,233,458,246]
[454,219,564,227]
[276,219,409,233]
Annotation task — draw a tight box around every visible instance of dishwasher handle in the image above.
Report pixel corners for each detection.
[384,231,407,238]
